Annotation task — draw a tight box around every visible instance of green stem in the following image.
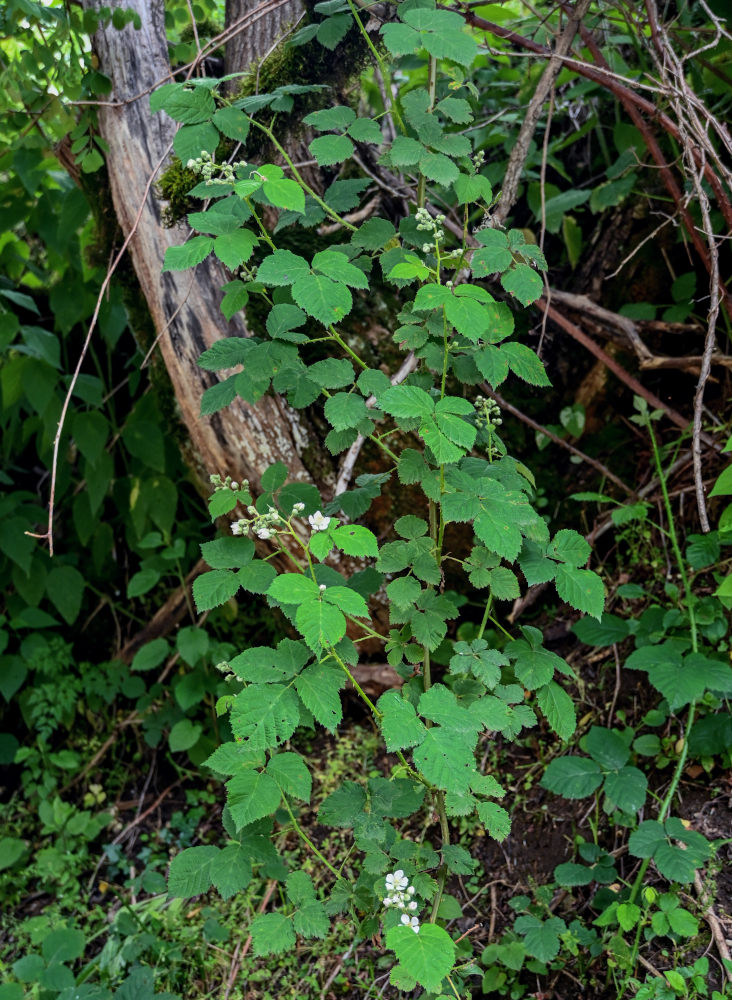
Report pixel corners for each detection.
[248,118,357,231]
[328,327,369,370]
[627,418,699,921]
[281,794,342,878]
[417,55,437,209]
[346,0,405,134]
[476,597,493,640]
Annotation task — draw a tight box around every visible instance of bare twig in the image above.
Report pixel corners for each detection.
[485,388,634,495]
[334,351,417,497]
[493,0,592,226]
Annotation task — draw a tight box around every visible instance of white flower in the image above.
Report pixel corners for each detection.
[308,510,331,532]
[319,584,327,592]
[407,886,416,896]
[231,522,242,536]
[400,914,420,933]
[408,900,418,911]
[383,896,392,907]
[256,527,272,540]
[385,870,408,893]
[230,481,238,490]
[292,502,306,514]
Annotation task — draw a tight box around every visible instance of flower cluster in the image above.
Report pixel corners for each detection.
[186,149,247,186]
[210,473,248,494]
[231,504,282,541]
[474,395,502,430]
[415,206,446,254]
[383,870,420,933]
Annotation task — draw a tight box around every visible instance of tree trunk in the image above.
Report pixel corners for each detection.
[224,0,304,78]
[83,0,317,495]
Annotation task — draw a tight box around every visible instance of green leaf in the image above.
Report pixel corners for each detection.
[389,136,425,166]
[45,566,84,624]
[293,273,353,326]
[514,915,566,963]
[380,385,434,420]
[419,152,459,187]
[201,536,255,569]
[154,84,214,123]
[536,682,576,740]
[331,524,378,557]
[413,728,476,793]
[214,230,258,269]
[41,928,85,964]
[324,392,369,430]
[501,342,550,386]
[454,173,492,205]
[257,249,310,286]
[540,756,603,798]
[572,613,629,646]
[476,800,511,840]
[385,924,456,994]
[377,690,427,751]
[250,912,295,956]
[169,718,202,752]
[312,249,369,288]
[295,599,347,651]
[501,264,544,306]
[303,105,356,131]
[419,684,481,737]
[212,842,253,899]
[0,837,26,871]
[131,637,170,673]
[316,13,352,48]
[267,752,312,801]
[193,569,240,611]
[227,769,281,828]
[603,766,647,813]
[230,684,300,749]
[318,781,367,827]
[347,117,383,144]
[238,560,277,594]
[294,662,344,732]
[583,726,629,770]
[352,218,397,250]
[309,134,354,166]
[262,176,306,214]
[162,236,214,272]
[212,106,251,141]
[445,296,490,342]
[551,528,590,566]
[267,573,320,605]
[167,845,219,897]
[554,564,604,620]
[173,121,219,163]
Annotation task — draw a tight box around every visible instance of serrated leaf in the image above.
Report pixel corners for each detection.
[293,273,353,326]
[295,662,344,731]
[262,177,305,214]
[226,769,281,828]
[212,105,251,141]
[312,249,369,288]
[267,752,312,801]
[413,728,476,793]
[380,384,434,419]
[501,264,543,306]
[385,924,456,994]
[554,564,604,619]
[192,569,240,611]
[324,391,369,430]
[514,915,566,963]
[214,230,258,269]
[168,845,219,897]
[295,600,347,652]
[476,800,511,840]
[536,682,576,740]
[250,912,295,956]
[309,133,354,166]
[501,341,550,386]
[303,105,355,131]
[331,524,378,557]
[419,152,459,187]
[318,780,367,827]
[257,249,310,286]
[267,573,320,605]
[162,236,214,272]
[230,684,300,749]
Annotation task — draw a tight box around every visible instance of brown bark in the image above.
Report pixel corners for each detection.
[224,0,304,78]
[82,0,317,495]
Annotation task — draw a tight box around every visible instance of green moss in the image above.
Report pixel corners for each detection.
[157,160,202,228]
